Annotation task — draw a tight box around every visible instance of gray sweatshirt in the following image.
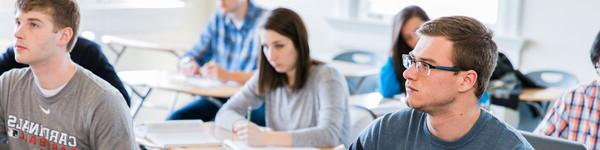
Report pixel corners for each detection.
[0,66,136,150]
[215,64,350,147]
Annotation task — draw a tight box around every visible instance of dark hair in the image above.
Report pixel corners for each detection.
[590,31,600,66]
[16,0,80,52]
[391,5,430,88]
[257,8,320,94]
[417,16,498,98]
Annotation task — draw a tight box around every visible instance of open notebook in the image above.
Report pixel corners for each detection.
[136,120,220,148]
[222,140,319,150]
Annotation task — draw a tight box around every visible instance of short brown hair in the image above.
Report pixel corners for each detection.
[417,16,498,98]
[257,8,321,94]
[16,0,80,52]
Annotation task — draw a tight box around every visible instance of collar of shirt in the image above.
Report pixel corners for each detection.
[224,0,263,31]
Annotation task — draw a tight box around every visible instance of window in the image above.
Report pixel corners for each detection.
[79,0,185,9]
[343,0,522,36]
[1,0,185,10]
[365,0,498,24]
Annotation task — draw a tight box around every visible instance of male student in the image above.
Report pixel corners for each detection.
[168,0,266,124]
[534,31,600,150]
[349,16,532,149]
[0,36,131,106]
[0,0,136,149]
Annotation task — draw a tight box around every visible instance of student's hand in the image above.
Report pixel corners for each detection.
[178,57,201,77]
[233,120,270,146]
[202,62,230,82]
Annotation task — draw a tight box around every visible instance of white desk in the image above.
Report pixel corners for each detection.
[519,88,565,102]
[118,70,242,118]
[137,122,343,150]
[329,60,380,77]
[101,35,187,64]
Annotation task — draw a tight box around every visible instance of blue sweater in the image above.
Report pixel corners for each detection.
[379,57,403,98]
[0,37,130,106]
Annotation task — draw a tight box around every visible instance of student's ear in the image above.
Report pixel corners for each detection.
[57,27,73,49]
[457,70,477,92]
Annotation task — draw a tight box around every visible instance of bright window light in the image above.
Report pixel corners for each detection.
[80,0,185,9]
[367,0,498,24]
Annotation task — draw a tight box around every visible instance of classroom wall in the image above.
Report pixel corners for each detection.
[0,0,216,71]
[1,0,599,83]
[519,0,600,83]
[255,0,600,84]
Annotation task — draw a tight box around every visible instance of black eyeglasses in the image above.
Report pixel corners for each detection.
[402,54,464,76]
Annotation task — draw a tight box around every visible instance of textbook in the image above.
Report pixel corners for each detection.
[136,120,221,148]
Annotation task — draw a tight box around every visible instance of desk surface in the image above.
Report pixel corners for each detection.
[328,61,379,77]
[137,122,342,150]
[519,88,565,102]
[102,35,187,54]
[119,70,242,98]
[137,122,230,150]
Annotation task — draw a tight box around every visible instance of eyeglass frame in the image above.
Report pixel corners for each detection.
[402,54,465,76]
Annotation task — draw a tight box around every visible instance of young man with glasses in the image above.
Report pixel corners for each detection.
[534,31,600,149]
[349,16,532,149]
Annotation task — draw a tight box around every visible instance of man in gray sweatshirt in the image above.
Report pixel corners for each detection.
[350,16,533,150]
[0,0,136,149]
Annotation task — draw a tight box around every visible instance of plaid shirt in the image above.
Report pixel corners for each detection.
[534,80,600,150]
[184,1,265,72]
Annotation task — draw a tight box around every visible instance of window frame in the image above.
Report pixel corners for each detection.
[341,0,523,36]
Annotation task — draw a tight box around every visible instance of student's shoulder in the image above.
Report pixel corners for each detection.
[76,66,121,97]
[317,63,344,80]
[482,110,533,148]
[384,108,422,123]
[1,67,32,82]
[371,108,422,131]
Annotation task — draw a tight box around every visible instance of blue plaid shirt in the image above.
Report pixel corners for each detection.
[185,1,265,72]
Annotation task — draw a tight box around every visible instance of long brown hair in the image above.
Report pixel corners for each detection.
[257,8,320,94]
[391,6,429,87]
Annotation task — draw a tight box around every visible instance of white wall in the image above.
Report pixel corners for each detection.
[255,0,348,61]
[0,0,216,71]
[257,0,600,84]
[519,0,600,83]
[2,0,599,83]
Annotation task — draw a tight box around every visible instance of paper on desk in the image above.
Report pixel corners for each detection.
[168,74,225,88]
[136,120,220,148]
[222,140,319,150]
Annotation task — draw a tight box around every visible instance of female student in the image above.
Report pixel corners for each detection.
[379,6,430,98]
[215,8,350,147]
